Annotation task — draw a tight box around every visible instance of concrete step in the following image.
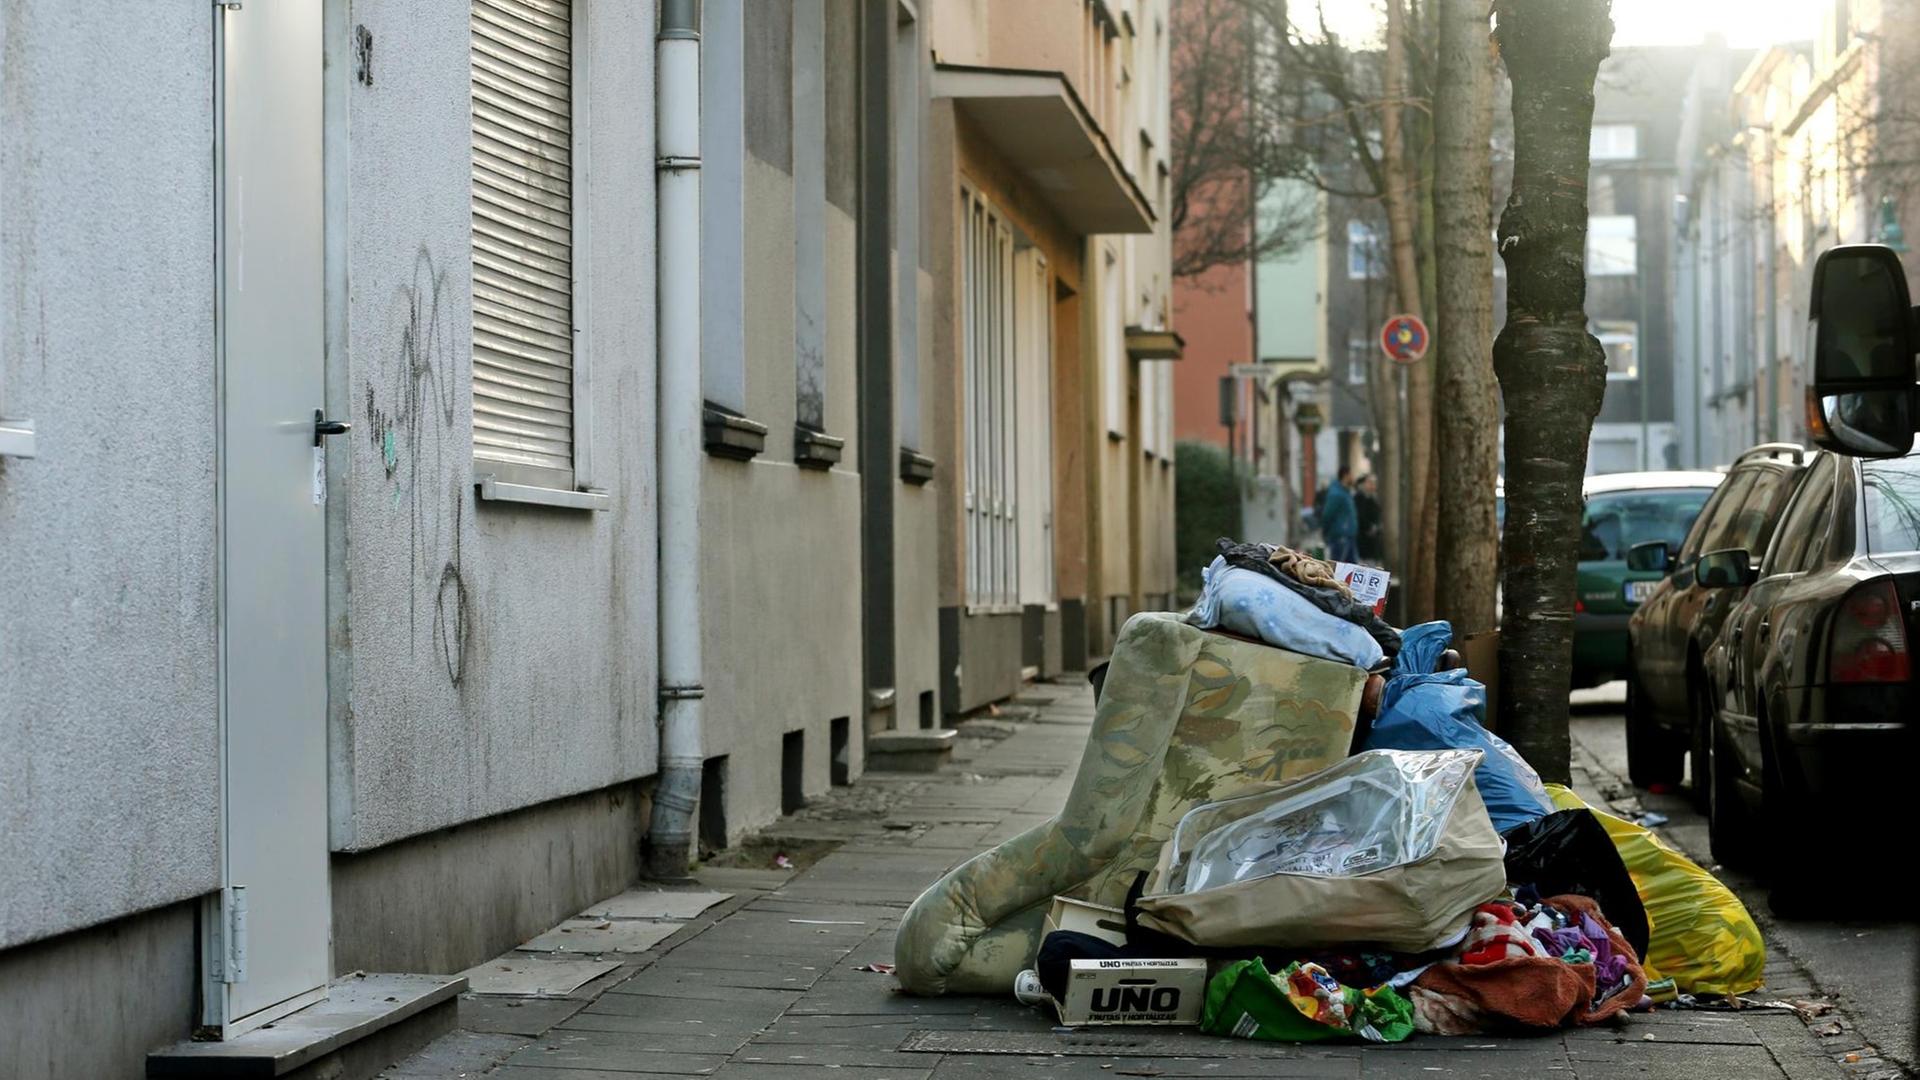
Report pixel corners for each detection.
[148,972,463,1080]
[865,728,957,773]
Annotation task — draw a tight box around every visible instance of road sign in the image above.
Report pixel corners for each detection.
[1380,314,1430,364]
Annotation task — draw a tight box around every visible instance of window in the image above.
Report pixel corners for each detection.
[1346,335,1371,386]
[1593,319,1638,379]
[1764,455,1835,574]
[1347,220,1384,280]
[1686,473,1753,560]
[1677,478,1743,563]
[1590,124,1639,161]
[1726,467,1796,556]
[471,0,577,490]
[1587,215,1637,276]
[962,187,1018,607]
[1014,248,1055,606]
[1579,489,1713,562]
[1861,447,1920,554]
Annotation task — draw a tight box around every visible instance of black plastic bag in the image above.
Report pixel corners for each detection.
[1502,809,1651,962]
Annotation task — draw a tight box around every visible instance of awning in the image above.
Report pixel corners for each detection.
[1125,326,1184,360]
[934,64,1155,236]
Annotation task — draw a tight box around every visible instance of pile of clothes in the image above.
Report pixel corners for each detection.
[1005,539,1762,1043]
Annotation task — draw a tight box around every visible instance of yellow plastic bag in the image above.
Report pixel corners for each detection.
[1545,786,1765,996]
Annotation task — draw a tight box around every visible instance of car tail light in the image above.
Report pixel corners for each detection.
[1575,597,1585,614]
[1830,579,1912,683]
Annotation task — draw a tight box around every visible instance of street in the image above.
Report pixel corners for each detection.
[1571,685,1918,1079]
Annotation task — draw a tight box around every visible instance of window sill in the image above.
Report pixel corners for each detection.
[0,418,36,459]
[476,476,610,511]
[899,448,936,485]
[705,407,768,461]
[794,426,845,470]
[965,603,1024,617]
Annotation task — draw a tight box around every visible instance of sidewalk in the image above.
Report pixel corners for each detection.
[380,681,1868,1080]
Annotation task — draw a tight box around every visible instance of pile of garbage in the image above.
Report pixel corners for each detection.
[901,539,1768,1044]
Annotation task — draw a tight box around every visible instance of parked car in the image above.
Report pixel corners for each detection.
[1622,445,1806,799]
[1700,440,1920,906]
[1571,471,1724,689]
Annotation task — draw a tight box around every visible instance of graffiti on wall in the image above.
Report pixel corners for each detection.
[363,246,473,685]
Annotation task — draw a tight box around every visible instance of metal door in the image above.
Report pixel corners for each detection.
[211,0,331,1034]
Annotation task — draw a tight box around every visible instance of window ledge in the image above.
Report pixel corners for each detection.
[476,476,610,511]
[0,418,36,459]
[704,407,768,461]
[795,426,845,470]
[899,448,936,485]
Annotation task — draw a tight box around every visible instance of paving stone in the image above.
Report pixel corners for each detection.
[580,890,733,921]
[648,963,829,991]
[558,1011,767,1043]
[547,1025,756,1056]
[377,1030,527,1079]
[654,944,850,970]
[1565,1012,1763,1046]
[602,973,803,1011]
[462,957,624,996]
[493,1068,718,1080]
[580,990,791,1027]
[707,1065,929,1080]
[457,995,589,1036]
[503,1029,728,1075]
[1566,1038,1792,1077]
[924,1056,1361,1079]
[729,1046,940,1071]
[520,919,685,955]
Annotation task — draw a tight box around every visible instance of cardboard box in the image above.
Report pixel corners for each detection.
[1057,958,1208,1026]
[1044,896,1128,947]
[1460,630,1500,728]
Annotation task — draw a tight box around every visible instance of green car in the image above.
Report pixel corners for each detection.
[1571,471,1723,689]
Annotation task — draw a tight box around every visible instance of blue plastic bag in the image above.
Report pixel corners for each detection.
[1360,621,1551,833]
[1188,557,1386,670]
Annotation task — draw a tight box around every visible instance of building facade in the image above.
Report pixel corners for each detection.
[0,2,1178,1077]
[1675,0,1920,466]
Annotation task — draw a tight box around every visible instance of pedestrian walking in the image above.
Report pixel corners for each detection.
[1356,474,1384,562]
[1321,466,1359,563]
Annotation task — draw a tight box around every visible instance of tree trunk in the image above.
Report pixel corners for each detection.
[1381,0,1433,619]
[1434,0,1500,637]
[1491,0,1611,785]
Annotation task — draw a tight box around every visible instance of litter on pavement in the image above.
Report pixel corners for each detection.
[892,538,1770,1045]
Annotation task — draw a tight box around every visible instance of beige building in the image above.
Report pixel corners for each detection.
[925,0,1180,716]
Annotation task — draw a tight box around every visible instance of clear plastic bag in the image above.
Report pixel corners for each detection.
[1169,748,1483,893]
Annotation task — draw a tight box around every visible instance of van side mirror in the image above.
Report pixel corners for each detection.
[1626,541,1671,573]
[1696,548,1757,589]
[1807,244,1919,458]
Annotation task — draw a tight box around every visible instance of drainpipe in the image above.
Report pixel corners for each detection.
[648,0,703,882]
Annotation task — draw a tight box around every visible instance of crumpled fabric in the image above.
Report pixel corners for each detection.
[1188,557,1386,670]
[1408,894,1647,1033]
[1215,539,1402,660]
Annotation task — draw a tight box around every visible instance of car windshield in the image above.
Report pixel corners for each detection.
[1579,489,1712,562]
[1862,448,1920,554]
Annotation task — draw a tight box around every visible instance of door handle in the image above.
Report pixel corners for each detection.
[313,409,351,446]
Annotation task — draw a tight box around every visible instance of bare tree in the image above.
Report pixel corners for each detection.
[1490,0,1612,784]
[1433,0,1499,635]
[1168,0,1321,279]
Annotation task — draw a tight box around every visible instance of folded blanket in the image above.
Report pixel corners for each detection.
[1408,894,1648,1034]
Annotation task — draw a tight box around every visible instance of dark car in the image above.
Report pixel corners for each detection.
[1571,472,1723,688]
[1701,441,1920,908]
[1623,445,1805,799]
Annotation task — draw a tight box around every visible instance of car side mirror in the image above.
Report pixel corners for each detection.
[1626,541,1671,574]
[1806,244,1919,458]
[1696,548,1757,589]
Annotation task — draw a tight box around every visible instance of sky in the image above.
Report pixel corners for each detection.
[1317,0,1819,49]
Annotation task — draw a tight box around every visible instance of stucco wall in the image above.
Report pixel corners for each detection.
[328,0,660,852]
[0,4,220,948]
[700,154,864,838]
